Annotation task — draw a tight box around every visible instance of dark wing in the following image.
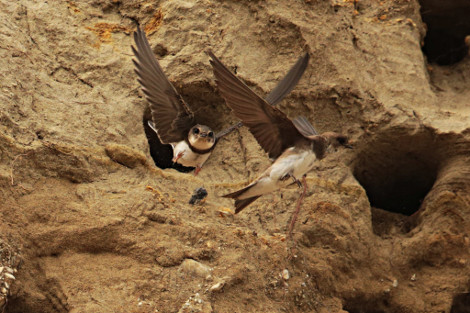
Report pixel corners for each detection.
[234,196,261,214]
[292,116,318,137]
[209,51,304,159]
[132,26,194,144]
[215,53,309,141]
[265,53,310,106]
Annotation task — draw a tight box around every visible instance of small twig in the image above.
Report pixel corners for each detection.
[10,152,32,186]
[216,121,243,139]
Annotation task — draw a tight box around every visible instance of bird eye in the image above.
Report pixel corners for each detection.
[193,128,200,134]
[208,131,214,137]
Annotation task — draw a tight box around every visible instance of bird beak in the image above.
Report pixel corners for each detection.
[200,133,207,138]
[343,143,353,149]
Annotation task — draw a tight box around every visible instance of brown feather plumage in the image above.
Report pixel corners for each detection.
[132,27,194,144]
[209,52,310,159]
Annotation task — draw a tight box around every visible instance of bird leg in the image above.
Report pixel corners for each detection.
[281,173,302,188]
[288,174,307,240]
[194,165,202,176]
[292,176,302,188]
[172,151,184,163]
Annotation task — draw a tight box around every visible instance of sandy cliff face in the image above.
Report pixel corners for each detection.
[1,0,470,312]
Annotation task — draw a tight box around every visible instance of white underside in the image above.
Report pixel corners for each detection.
[238,147,317,199]
[172,141,211,168]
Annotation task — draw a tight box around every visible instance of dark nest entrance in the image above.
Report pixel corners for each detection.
[143,112,194,173]
[353,129,439,235]
[420,0,470,65]
[451,292,470,313]
[141,81,231,173]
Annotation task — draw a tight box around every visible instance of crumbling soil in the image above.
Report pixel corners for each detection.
[1,0,470,312]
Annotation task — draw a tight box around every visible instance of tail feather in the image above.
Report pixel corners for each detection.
[234,196,261,214]
[222,183,254,199]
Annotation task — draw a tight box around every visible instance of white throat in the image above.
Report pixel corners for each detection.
[188,136,214,151]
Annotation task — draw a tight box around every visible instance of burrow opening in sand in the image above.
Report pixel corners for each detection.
[342,292,403,313]
[450,291,470,312]
[141,80,233,172]
[420,0,470,65]
[353,128,440,233]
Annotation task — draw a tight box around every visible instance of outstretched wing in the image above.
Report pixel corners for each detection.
[215,53,310,140]
[132,26,194,143]
[209,51,304,159]
[265,53,310,106]
[292,115,318,137]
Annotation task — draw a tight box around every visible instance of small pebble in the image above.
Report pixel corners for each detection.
[281,269,290,280]
[392,280,398,288]
[411,274,417,281]
[180,259,212,279]
[4,273,15,281]
[210,282,224,292]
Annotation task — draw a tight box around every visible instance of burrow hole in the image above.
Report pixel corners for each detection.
[353,129,439,236]
[142,81,232,172]
[451,292,470,313]
[342,293,405,313]
[420,0,470,65]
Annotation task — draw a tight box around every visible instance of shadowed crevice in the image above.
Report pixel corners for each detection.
[353,128,440,235]
[420,0,470,65]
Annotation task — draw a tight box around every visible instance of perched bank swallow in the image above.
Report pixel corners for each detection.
[132,27,232,175]
[209,52,351,213]
[133,26,310,174]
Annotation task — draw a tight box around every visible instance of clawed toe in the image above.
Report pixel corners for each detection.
[172,152,184,163]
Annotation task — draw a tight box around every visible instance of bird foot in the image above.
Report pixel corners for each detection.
[281,173,302,187]
[172,152,184,163]
[292,176,302,188]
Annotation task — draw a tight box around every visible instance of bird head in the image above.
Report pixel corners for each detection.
[322,132,353,149]
[188,125,216,150]
[310,132,352,159]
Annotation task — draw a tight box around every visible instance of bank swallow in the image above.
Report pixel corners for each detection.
[132,27,234,175]
[133,27,310,175]
[209,52,351,213]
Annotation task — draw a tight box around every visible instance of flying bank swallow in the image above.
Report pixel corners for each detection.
[209,52,351,213]
[133,27,310,175]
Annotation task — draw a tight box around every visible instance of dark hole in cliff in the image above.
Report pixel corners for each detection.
[451,292,470,313]
[342,293,394,313]
[143,109,194,173]
[420,0,470,65]
[353,129,439,234]
[142,81,231,173]
[6,277,69,313]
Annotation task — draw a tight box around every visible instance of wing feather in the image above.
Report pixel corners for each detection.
[265,53,310,106]
[209,51,304,159]
[292,116,318,137]
[216,52,310,139]
[132,26,194,143]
